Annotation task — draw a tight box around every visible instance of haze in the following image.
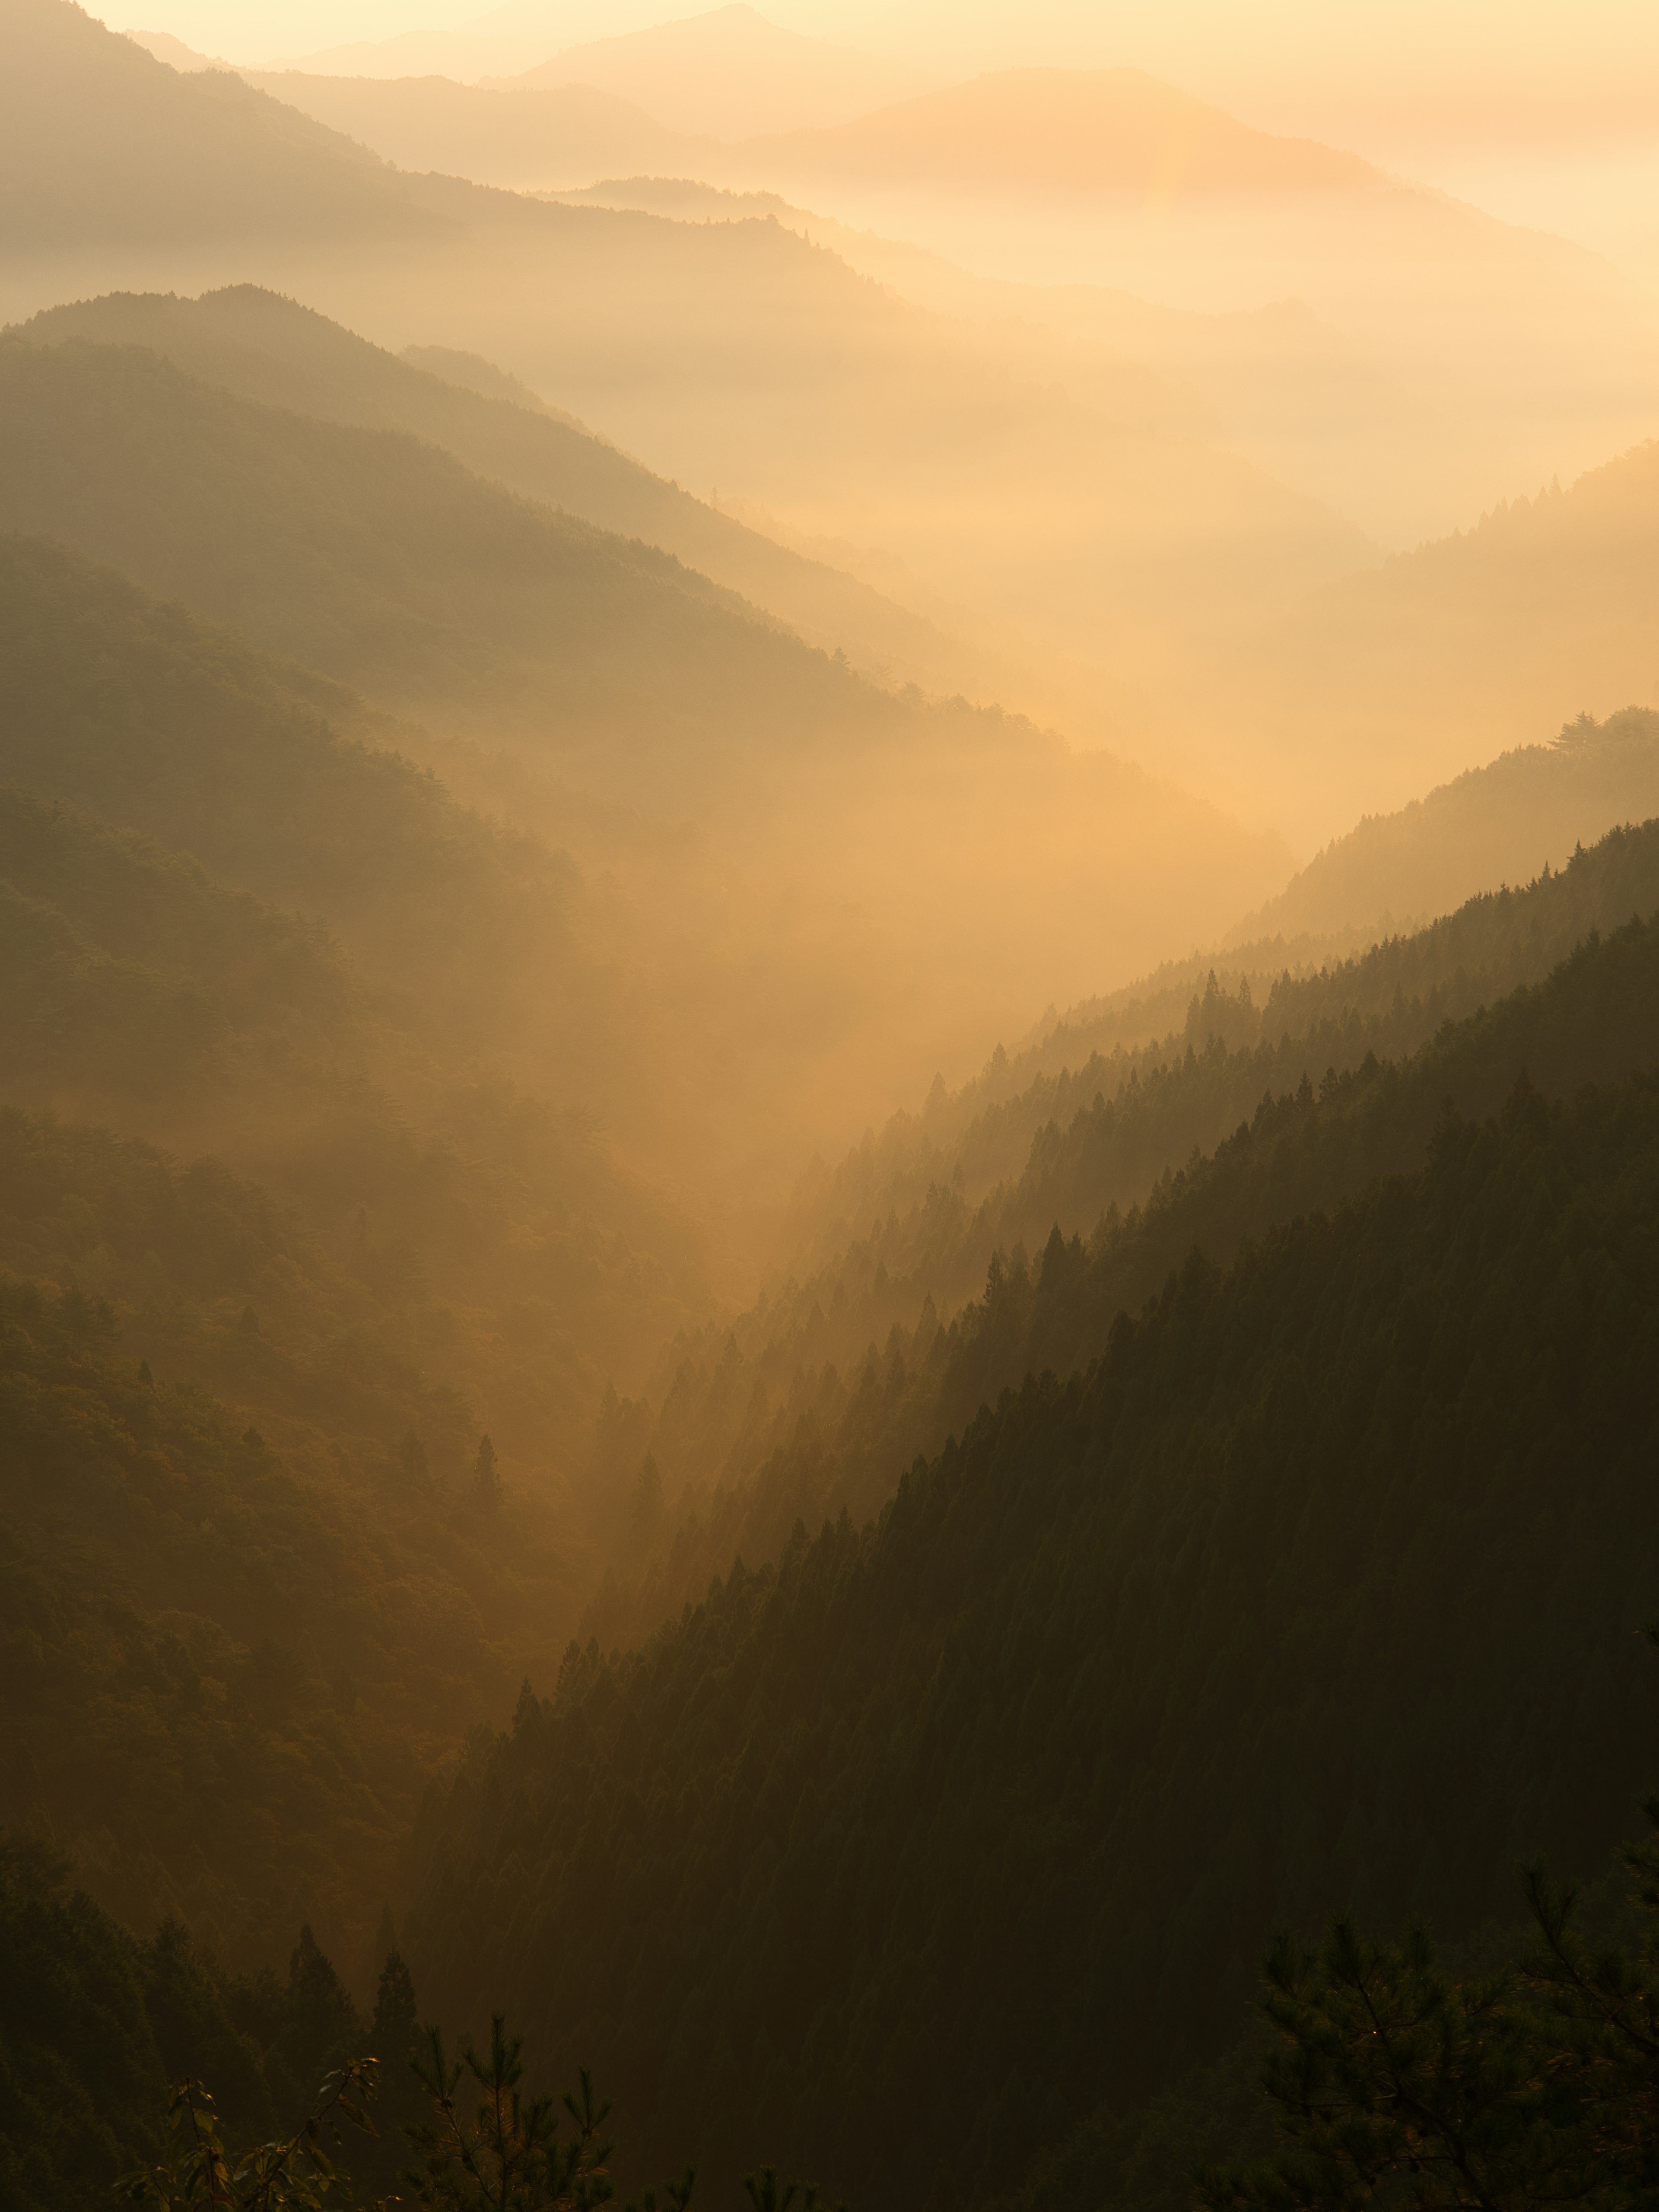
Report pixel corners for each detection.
[7,1,1659,2206]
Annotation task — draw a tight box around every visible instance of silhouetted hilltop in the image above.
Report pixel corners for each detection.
[0,0,1376,718]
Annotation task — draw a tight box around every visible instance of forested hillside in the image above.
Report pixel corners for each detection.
[570,814,1659,1649]
[408,1020,1659,2208]
[0,534,706,1403]
[0,1831,443,2209]
[785,712,1659,1273]
[0,1273,531,1967]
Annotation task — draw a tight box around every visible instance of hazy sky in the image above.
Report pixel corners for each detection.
[104,0,1659,150]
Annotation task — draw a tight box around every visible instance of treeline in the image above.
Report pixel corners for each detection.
[581,834,1659,1644]
[407,1042,1659,2209]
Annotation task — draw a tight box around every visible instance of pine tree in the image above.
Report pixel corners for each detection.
[475,1435,500,1511]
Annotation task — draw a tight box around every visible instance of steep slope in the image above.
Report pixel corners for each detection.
[785,708,1659,1265]
[1230,708,1659,941]
[407,950,1659,2207]
[1214,457,1659,836]
[0,333,869,779]
[16,285,998,700]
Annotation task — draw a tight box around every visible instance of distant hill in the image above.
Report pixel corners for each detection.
[495,5,934,138]
[122,25,225,70]
[1230,708,1659,941]
[738,67,1380,196]
[0,331,880,780]
[1210,452,1659,838]
[237,70,701,191]
[0,0,413,245]
[16,286,1002,702]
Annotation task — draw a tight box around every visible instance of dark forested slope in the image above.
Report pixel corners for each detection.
[408,1036,1659,2210]
[574,817,1659,1643]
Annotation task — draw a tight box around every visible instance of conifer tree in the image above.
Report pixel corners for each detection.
[475,1435,500,1511]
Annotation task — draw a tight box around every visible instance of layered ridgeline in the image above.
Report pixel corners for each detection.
[575,798,1659,1643]
[0,311,1289,1238]
[16,283,995,703]
[406,919,1659,2209]
[0,0,1378,745]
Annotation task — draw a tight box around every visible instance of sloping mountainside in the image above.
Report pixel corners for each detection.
[0,1269,566,1969]
[406,929,1659,2207]
[0,319,1297,1243]
[737,67,1377,194]
[237,73,702,192]
[576,814,1659,1643]
[1230,708,1659,942]
[0,333,872,777]
[0,0,415,247]
[1212,448,1659,836]
[16,284,997,700]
